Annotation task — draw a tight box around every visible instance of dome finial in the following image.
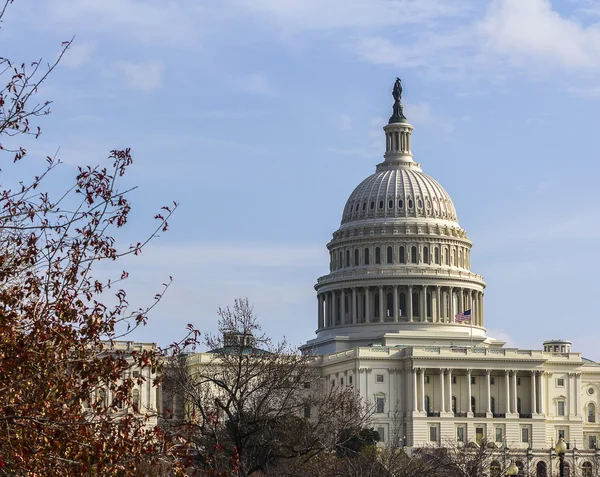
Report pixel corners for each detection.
[389,77,407,124]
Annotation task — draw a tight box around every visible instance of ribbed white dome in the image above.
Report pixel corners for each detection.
[341,163,458,226]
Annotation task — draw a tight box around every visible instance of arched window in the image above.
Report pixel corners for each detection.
[589,402,596,423]
[490,460,501,477]
[398,199,404,209]
[364,248,370,265]
[386,293,393,318]
[387,246,393,264]
[411,246,418,264]
[490,396,495,414]
[536,461,547,477]
[515,460,524,477]
[423,246,429,264]
[582,461,593,477]
[370,201,375,210]
[517,397,522,414]
[424,395,430,413]
[452,396,457,413]
[379,200,384,209]
[375,247,381,264]
[388,199,393,209]
[451,249,455,266]
[434,247,440,264]
[471,396,476,413]
[445,247,450,265]
[399,246,406,264]
[354,249,359,266]
[346,250,350,267]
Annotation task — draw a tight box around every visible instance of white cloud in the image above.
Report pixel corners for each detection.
[479,0,600,70]
[235,0,470,30]
[112,60,164,92]
[62,42,95,68]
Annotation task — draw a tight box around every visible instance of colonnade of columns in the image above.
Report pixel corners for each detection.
[317,285,484,329]
[408,368,545,416]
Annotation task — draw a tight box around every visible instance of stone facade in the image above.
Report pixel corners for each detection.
[303,84,600,475]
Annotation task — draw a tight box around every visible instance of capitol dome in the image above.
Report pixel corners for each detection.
[303,79,487,355]
[340,166,458,227]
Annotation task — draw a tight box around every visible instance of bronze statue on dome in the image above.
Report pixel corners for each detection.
[389,77,407,124]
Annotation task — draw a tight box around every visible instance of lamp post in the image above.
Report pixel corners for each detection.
[507,462,519,476]
[555,437,567,477]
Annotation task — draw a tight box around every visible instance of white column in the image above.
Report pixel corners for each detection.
[436,286,441,322]
[351,288,357,324]
[449,287,455,322]
[331,291,337,325]
[388,369,395,414]
[486,370,492,414]
[393,286,399,322]
[531,371,537,414]
[379,286,384,321]
[422,285,428,321]
[447,369,453,413]
[505,370,511,414]
[440,369,446,413]
[365,287,370,323]
[318,294,324,329]
[467,369,472,415]
[413,369,418,412]
[576,373,581,416]
[539,372,546,415]
[420,368,426,412]
[512,371,518,414]
[420,286,426,322]
[408,285,413,322]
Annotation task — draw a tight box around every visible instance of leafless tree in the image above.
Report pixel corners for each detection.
[163,298,373,477]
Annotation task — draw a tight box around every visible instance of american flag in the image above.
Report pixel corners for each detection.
[455,309,472,323]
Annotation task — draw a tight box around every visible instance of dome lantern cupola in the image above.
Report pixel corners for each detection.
[384,77,414,164]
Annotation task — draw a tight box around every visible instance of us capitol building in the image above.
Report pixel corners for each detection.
[299,79,600,476]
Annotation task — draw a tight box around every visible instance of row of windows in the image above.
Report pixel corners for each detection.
[331,244,470,271]
[345,195,454,220]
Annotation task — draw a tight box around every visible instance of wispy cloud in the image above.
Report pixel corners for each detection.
[111,60,164,92]
[62,42,95,68]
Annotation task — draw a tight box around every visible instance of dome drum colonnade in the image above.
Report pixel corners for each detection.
[314,78,486,343]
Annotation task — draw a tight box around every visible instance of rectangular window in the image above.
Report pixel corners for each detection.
[340,378,344,386]
[377,427,385,442]
[521,427,529,443]
[475,427,484,445]
[558,429,565,439]
[376,374,384,383]
[471,376,476,384]
[589,435,597,450]
[424,376,430,384]
[456,427,464,442]
[304,405,311,419]
[558,401,565,416]
[490,377,495,385]
[557,378,565,387]
[452,376,457,384]
[376,397,385,413]
[303,382,311,389]
[429,426,437,442]
[349,376,353,385]
[495,427,503,443]
[517,377,521,386]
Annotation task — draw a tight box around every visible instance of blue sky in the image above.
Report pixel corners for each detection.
[5,0,600,359]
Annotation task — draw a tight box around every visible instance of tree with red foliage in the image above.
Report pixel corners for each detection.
[0,1,206,475]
